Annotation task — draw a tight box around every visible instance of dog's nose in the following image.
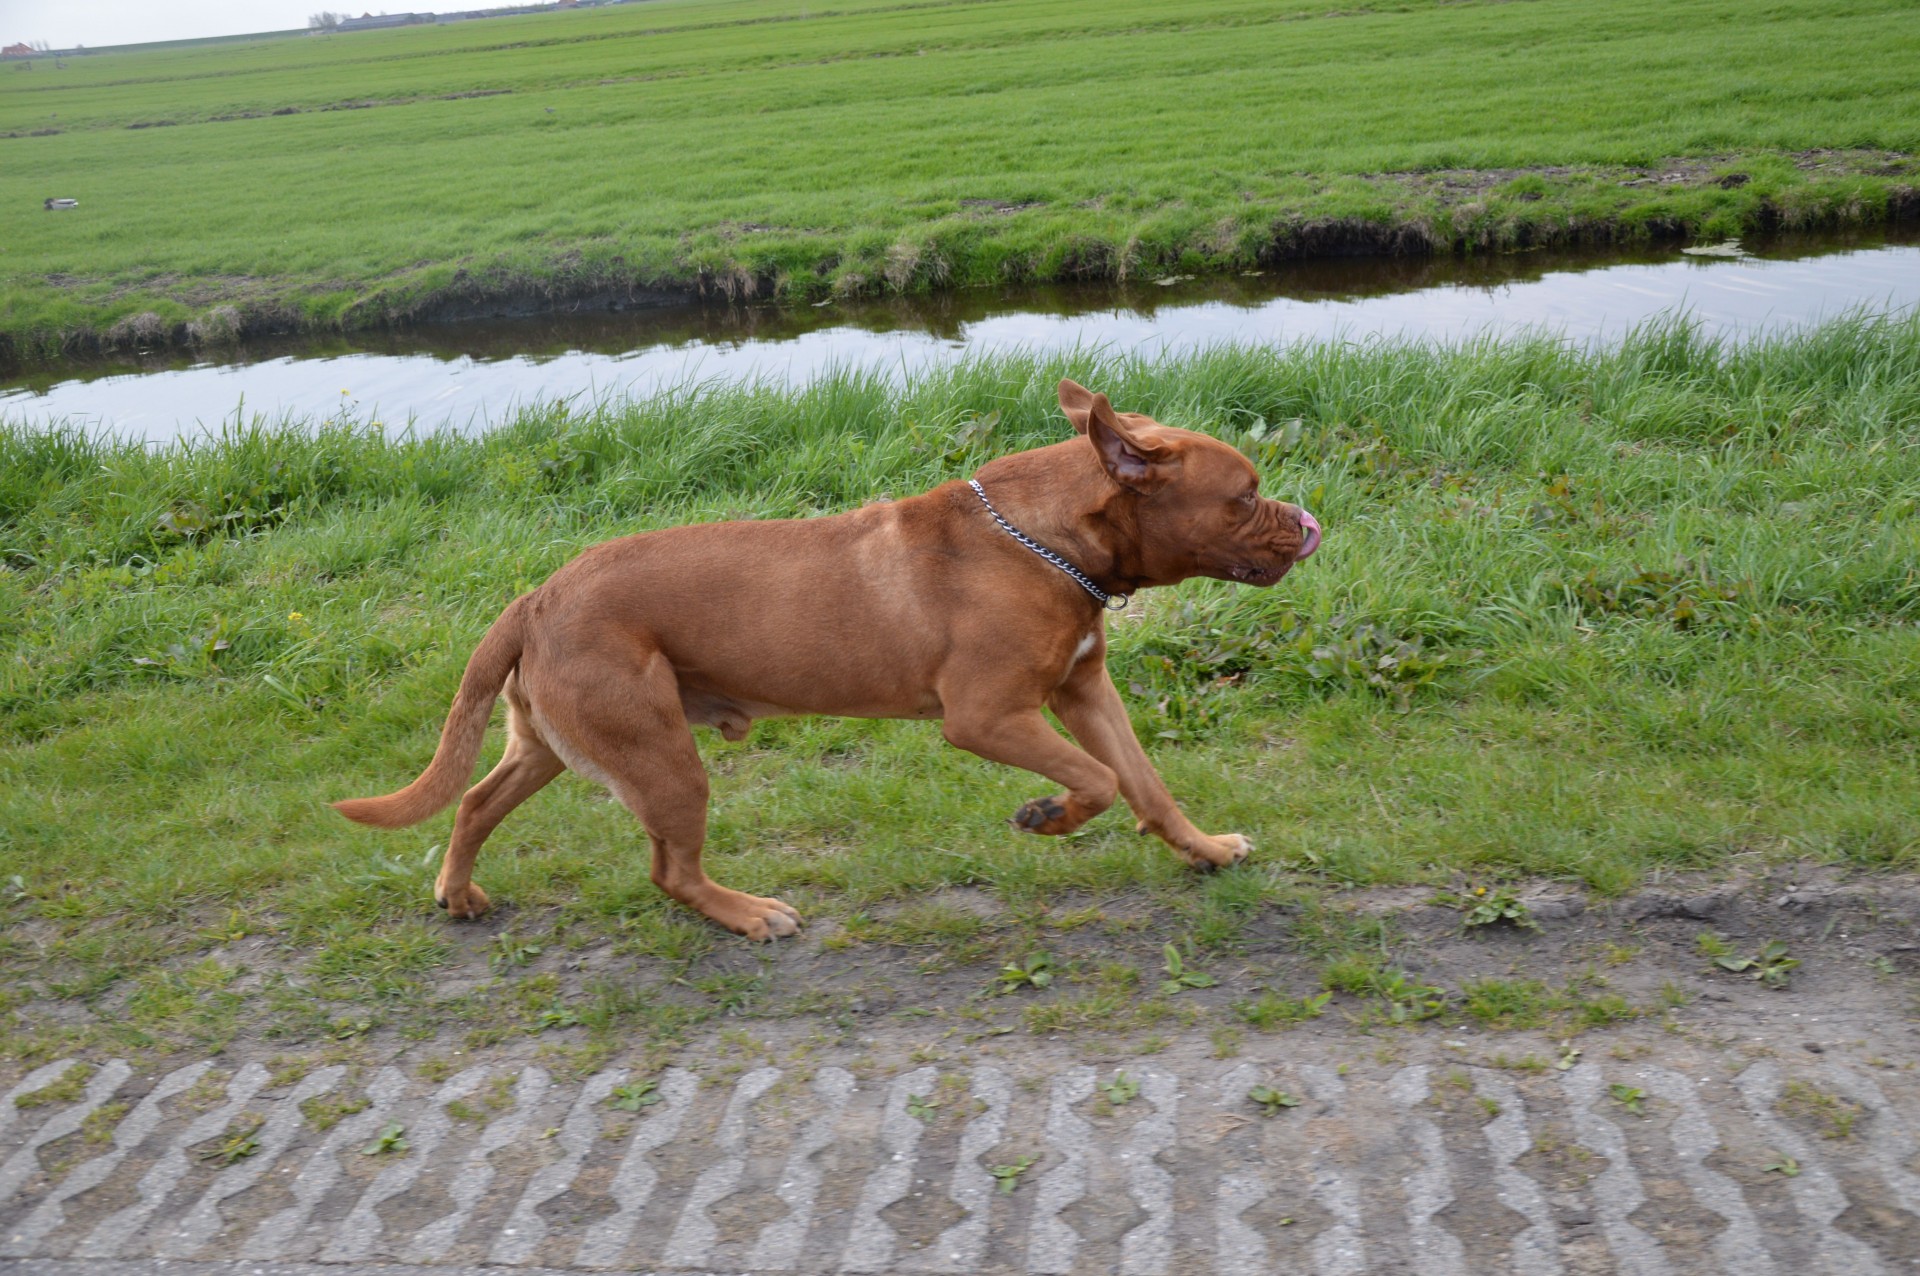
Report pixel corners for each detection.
[1296,508,1322,559]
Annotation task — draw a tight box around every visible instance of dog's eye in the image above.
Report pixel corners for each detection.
[1239,489,1258,508]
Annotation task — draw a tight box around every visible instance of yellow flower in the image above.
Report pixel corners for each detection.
[288,611,305,623]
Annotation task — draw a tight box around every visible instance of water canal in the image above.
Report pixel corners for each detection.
[5,229,1917,443]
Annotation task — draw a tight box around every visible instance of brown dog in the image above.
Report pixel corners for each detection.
[335,381,1322,940]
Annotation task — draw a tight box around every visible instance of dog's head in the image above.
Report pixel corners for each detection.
[1058,379,1321,588]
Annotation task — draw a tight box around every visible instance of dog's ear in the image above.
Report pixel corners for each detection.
[1058,379,1095,435]
[1086,392,1171,491]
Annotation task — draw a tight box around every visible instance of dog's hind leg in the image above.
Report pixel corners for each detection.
[557,649,802,942]
[435,675,565,920]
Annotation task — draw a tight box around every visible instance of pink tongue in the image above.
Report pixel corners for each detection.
[1297,508,1322,559]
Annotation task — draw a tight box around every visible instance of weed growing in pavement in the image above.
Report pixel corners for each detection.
[1440,885,1539,932]
[444,1099,486,1124]
[300,1093,371,1132]
[80,1102,128,1145]
[468,1074,517,1117]
[691,971,770,1015]
[13,1063,92,1109]
[1248,1085,1302,1116]
[415,1057,456,1084]
[990,1156,1037,1194]
[1233,990,1333,1030]
[199,1116,264,1165]
[996,953,1055,993]
[608,1080,662,1113]
[1695,933,1738,962]
[530,1006,583,1033]
[1024,992,1175,1037]
[1608,1084,1648,1116]
[1578,995,1640,1028]
[1702,936,1801,988]
[490,932,544,971]
[840,903,1002,961]
[361,1121,408,1156]
[1323,959,1446,1024]
[1776,1080,1862,1140]
[1099,1072,1141,1109]
[1159,944,1219,994]
[1462,979,1555,1030]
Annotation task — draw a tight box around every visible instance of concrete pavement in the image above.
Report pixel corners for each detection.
[4,1038,1919,1273]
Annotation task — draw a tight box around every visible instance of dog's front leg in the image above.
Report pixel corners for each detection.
[940,690,1119,836]
[1046,659,1252,870]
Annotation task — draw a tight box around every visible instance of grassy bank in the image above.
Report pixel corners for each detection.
[2,316,1918,1060]
[3,0,1918,362]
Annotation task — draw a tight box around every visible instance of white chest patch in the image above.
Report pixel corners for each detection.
[1070,632,1100,666]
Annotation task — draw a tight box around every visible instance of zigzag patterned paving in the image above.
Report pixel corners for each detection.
[2,1049,1918,1274]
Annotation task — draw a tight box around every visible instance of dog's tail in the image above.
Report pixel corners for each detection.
[333,597,528,829]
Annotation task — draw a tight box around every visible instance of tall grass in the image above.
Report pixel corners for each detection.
[2,316,1917,1048]
[3,0,1916,355]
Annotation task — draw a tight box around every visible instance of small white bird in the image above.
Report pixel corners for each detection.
[43,197,77,210]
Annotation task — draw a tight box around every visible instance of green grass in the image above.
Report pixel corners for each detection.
[11,1062,93,1108]
[3,0,1917,360]
[3,314,1920,1057]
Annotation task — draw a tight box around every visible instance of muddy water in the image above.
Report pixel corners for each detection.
[5,230,1917,443]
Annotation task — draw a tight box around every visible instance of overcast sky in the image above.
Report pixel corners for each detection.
[5,2,369,49]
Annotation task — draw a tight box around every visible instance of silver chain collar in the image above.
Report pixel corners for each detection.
[968,479,1129,611]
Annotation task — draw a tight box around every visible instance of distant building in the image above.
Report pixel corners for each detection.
[2,43,35,58]
[437,4,572,21]
[337,12,434,31]
[359,1,625,27]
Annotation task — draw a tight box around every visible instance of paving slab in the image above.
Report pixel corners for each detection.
[5,1034,1920,1275]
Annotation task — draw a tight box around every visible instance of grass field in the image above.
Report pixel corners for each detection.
[2,314,1917,1060]
[3,0,1918,361]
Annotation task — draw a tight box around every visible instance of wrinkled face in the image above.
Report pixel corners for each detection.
[1055,378,1321,590]
[1123,420,1322,588]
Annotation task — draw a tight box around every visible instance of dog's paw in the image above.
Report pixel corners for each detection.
[729,895,804,942]
[1010,795,1073,835]
[1180,833,1253,871]
[435,881,492,920]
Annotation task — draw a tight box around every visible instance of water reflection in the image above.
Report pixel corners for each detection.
[5,229,1917,443]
